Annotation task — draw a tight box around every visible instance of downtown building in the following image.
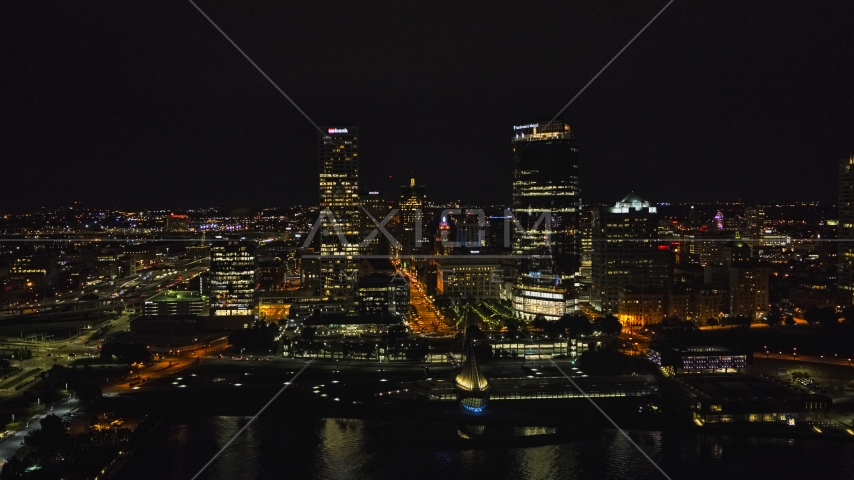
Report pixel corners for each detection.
[359,190,392,256]
[591,193,673,314]
[839,155,854,304]
[209,241,258,316]
[399,177,427,255]
[315,126,362,300]
[510,117,580,320]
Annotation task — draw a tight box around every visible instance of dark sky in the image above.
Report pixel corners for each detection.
[2,1,853,211]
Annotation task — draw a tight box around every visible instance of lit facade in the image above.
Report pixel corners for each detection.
[728,265,770,319]
[510,118,580,321]
[591,192,673,312]
[617,289,666,326]
[511,118,580,279]
[355,274,409,316]
[210,242,258,316]
[318,126,361,299]
[436,258,502,300]
[399,178,426,254]
[839,155,854,302]
[511,283,573,321]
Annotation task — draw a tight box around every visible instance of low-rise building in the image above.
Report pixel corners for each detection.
[665,374,830,425]
[301,311,403,337]
[143,290,207,316]
[648,344,748,375]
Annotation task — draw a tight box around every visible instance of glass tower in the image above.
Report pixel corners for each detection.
[838,155,854,300]
[318,126,361,299]
[511,117,581,280]
[510,117,580,320]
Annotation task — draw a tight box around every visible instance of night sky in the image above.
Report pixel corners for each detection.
[2,1,853,211]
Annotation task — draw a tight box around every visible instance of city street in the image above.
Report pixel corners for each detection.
[756,351,854,368]
[406,275,452,335]
[0,398,80,466]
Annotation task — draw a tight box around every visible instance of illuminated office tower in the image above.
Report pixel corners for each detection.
[318,126,361,299]
[511,117,580,280]
[510,117,580,320]
[838,155,854,301]
[210,241,258,316]
[591,193,673,313]
[744,206,765,256]
[399,178,426,254]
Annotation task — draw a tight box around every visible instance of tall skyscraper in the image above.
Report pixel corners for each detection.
[591,193,673,313]
[210,241,258,316]
[318,126,361,299]
[359,190,391,256]
[511,117,580,280]
[399,178,426,254]
[838,155,854,302]
[510,117,580,320]
[744,205,766,256]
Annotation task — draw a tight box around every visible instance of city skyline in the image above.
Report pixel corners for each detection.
[2,2,853,210]
[2,3,854,478]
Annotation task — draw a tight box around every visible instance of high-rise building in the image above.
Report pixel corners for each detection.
[209,241,258,316]
[728,265,770,319]
[591,192,673,313]
[317,126,361,299]
[399,178,426,254]
[744,206,766,256]
[511,117,580,279]
[838,155,854,302]
[509,118,580,320]
[359,191,391,256]
[579,208,594,283]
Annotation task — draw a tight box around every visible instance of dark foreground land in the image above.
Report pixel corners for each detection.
[108,358,854,444]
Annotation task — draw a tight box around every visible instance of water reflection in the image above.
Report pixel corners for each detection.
[115,416,854,480]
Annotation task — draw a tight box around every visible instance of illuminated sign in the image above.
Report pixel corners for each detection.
[328,128,349,134]
[513,123,539,131]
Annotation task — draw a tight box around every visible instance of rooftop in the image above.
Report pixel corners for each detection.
[145,290,204,303]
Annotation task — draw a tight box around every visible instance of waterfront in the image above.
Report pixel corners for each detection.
[116,416,854,480]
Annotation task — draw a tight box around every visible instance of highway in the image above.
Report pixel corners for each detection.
[0,259,207,396]
[0,259,206,317]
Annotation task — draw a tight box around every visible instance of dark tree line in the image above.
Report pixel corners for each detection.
[229,321,281,353]
[99,343,151,364]
[530,314,623,337]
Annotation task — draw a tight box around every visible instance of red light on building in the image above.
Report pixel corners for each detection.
[657,245,670,250]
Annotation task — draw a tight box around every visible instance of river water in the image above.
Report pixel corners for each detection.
[115,416,854,480]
